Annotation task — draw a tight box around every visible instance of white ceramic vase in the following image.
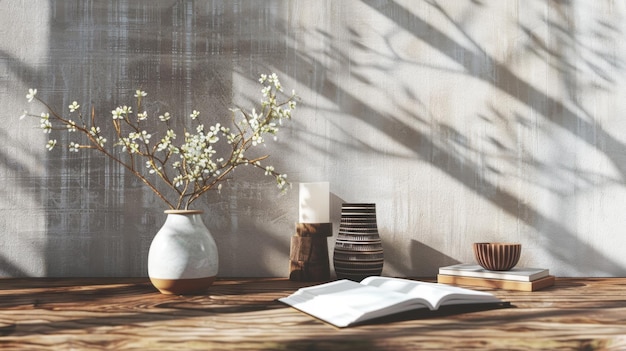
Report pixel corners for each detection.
[148,210,219,294]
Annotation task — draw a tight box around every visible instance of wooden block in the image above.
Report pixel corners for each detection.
[296,223,333,237]
[289,260,330,281]
[437,274,556,292]
[289,236,329,261]
[289,224,331,281]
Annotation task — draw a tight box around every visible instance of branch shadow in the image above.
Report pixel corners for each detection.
[266,1,626,275]
[281,47,622,274]
[355,0,626,274]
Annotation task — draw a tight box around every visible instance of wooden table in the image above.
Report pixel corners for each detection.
[0,278,625,350]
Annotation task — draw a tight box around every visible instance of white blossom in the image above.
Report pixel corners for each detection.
[66,120,77,132]
[112,107,124,119]
[159,112,171,122]
[121,105,132,114]
[68,101,80,112]
[276,174,288,189]
[40,119,52,133]
[95,136,107,147]
[69,142,80,152]
[173,175,184,187]
[46,139,57,151]
[140,130,151,143]
[89,126,101,137]
[145,161,161,174]
[129,143,140,153]
[134,90,147,98]
[26,89,37,102]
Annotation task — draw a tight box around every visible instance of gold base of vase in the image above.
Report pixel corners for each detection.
[150,276,216,295]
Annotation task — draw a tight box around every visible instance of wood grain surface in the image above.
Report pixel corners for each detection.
[0,278,625,350]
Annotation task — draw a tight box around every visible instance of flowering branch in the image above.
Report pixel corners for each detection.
[21,73,298,210]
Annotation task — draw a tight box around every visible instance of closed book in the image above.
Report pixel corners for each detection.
[439,263,549,282]
[437,274,555,292]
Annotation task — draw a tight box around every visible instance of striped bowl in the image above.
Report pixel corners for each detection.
[473,242,521,271]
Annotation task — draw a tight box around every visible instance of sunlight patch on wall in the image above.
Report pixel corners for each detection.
[0,0,51,276]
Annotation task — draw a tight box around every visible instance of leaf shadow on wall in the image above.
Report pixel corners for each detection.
[357,0,626,275]
[271,1,626,275]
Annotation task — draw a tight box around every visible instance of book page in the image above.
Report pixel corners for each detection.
[279,279,429,327]
[361,276,501,310]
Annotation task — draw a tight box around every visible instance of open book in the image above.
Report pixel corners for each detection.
[279,276,503,327]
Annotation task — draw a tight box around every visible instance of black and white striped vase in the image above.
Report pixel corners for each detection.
[333,203,384,281]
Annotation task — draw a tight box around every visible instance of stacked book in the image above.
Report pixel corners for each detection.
[437,263,554,292]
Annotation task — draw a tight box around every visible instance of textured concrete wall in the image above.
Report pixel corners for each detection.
[2,0,626,277]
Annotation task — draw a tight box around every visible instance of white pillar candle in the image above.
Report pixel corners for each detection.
[298,182,330,223]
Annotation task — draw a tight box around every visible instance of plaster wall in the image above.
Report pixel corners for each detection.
[2,0,626,277]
